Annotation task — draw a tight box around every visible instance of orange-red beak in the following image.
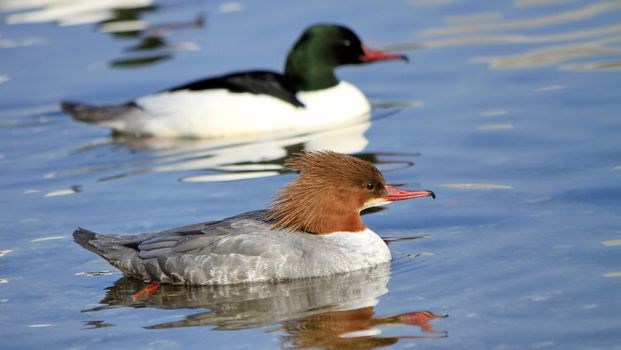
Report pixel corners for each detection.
[359,45,408,63]
[384,185,435,202]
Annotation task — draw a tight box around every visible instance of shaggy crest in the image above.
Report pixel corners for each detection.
[266,151,387,234]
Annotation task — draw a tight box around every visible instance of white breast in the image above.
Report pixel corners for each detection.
[132,81,371,138]
[311,229,393,272]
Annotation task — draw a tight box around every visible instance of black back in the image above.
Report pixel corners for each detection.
[166,71,304,107]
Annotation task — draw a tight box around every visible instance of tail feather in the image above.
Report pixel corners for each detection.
[61,101,138,124]
[73,227,104,256]
[73,228,154,279]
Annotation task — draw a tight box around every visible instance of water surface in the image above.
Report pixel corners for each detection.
[1,0,620,349]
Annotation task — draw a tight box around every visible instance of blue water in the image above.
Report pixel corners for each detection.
[1,0,621,349]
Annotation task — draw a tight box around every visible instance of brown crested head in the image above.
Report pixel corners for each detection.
[266,151,435,235]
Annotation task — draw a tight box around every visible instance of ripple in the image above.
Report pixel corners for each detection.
[515,0,571,7]
[394,251,435,259]
[440,183,513,190]
[472,39,621,69]
[603,272,621,278]
[477,123,514,131]
[480,109,508,117]
[417,2,621,37]
[415,23,621,49]
[407,0,457,6]
[372,100,424,110]
[383,235,428,244]
[0,104,58,118]
[219,2,244,13]
[0,277,21,283]
[30,235,66,242]
[531,341,555,349]
[560,60,621,71]
[75,271,115,277]
[524,196,552,204]
[387,5,621,73]
[44,186,82,197]
[444,12,503,24]
[602,239,621,246]
[27,324,55,328]
[0,249,13,257]
[534,85,566,92]
[181,171,281,183]
[0,35,47,48]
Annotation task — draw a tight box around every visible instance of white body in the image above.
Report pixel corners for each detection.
[108,81,371,138]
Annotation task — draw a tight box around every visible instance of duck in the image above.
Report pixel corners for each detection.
[73,151,435,285]
[61,24,407,138]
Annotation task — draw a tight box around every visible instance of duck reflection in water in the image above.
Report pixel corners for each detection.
[83,265,447,348]
[57,117,418,184]
[281,309,447,349]
[2,1,205,68]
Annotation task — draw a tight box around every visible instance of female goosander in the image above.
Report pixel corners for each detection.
[61,24,407,138]
[73,152,434,285]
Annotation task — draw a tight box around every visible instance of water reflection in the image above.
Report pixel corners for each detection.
[0,0,204,67]
[48,116,419,183]
[280,309,447,349]
[1,0,155,25]
[471,37,621,70]
[514,0,572,7]
[417,2,621,37]
[393,1,621,71]
[83,320,113,329]
[83,265,447,347]
[560,59,621,71]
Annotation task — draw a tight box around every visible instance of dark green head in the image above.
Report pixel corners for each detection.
[284,24,407,91]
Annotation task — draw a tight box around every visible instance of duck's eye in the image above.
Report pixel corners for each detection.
[365,182,376,190]
[344,40,351,47]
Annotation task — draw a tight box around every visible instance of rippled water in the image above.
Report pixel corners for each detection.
[1,0,621,349]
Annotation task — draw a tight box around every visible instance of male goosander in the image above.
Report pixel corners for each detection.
[61,24,407,138]
[73,152,434,285]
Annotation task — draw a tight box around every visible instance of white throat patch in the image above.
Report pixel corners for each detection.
[360,198,391,211]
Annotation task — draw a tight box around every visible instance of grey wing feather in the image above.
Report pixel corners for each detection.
[168,210,294,258]
[74,210,299,284]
